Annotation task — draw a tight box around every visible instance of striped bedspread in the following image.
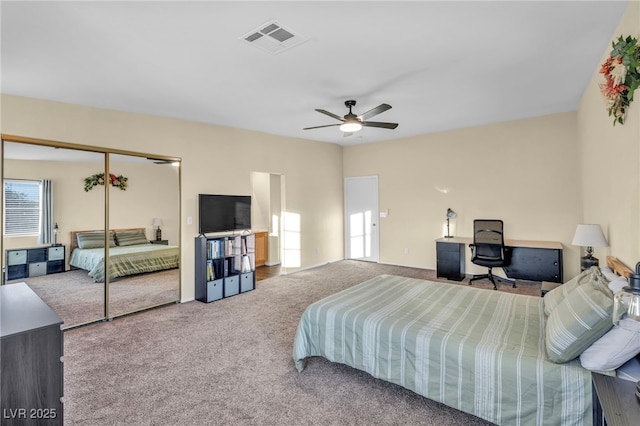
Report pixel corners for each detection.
[293,274,592,426]
[70,244,179,282]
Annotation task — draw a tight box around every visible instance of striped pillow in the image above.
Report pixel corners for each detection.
[77,232,116,249]
[545,274,614,363]
[115,230,149,246]
[543,267,604,316]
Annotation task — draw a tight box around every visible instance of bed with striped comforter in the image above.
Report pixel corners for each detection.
[70,244,179,283]
[293,274,592,425]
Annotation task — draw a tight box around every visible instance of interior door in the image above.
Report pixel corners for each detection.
[345,176,379,262]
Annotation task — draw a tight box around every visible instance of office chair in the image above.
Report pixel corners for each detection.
[468,219,514,290]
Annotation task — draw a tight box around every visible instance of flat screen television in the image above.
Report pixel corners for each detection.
[198,194,252,234]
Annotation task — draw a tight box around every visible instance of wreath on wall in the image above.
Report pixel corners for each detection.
[84,173,128,192]
[599,35,640,125]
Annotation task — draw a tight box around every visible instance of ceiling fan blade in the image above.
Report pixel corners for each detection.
[315,109,344,121]
[303,123,341,130]
[359,104,392,120]
[362,121,398,129]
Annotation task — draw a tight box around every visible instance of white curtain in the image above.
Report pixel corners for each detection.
[38,179,53,244]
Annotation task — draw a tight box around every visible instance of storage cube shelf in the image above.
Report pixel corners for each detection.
[195,234,255,303]
[4,245,66,282]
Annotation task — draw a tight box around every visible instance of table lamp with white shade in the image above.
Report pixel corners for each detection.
[571,224,608,271]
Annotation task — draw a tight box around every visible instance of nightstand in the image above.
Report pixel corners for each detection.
[150,240,168,245]
[592,372,640,425]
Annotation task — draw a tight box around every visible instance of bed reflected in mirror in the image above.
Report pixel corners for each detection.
[2,141,107,327]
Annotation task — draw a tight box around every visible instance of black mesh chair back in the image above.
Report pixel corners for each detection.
[473,220,504,262]
[469,219,513,290]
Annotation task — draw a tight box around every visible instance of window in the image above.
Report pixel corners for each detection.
[3,179,42,236]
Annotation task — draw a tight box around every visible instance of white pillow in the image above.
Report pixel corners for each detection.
[608,275,628,294]
[600,266,617,282]
[579,315,640,371]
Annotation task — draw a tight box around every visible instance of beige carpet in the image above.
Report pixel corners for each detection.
[10,268,179,328]
[63,261,540,425]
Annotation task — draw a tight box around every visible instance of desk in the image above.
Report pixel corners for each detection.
[435,237,563,283]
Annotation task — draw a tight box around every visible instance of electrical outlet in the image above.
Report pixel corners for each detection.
[404,248,409,254]
[187,216,193,225]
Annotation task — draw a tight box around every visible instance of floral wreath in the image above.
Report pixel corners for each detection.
[84,173,128,192]
[599,35,640,125]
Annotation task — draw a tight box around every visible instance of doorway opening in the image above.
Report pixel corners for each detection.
[251,172,285,278]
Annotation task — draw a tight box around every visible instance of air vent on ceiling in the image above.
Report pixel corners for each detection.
[240,20,308,54]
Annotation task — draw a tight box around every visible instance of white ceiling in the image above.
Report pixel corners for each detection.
[0,1,629,146]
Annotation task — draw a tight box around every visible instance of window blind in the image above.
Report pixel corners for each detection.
[4,180,41,236]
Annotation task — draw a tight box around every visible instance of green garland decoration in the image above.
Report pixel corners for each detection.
[84,173,128,192]
[599,35,640,125]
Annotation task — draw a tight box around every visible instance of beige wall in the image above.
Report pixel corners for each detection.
[1,94,345,301]
[344,112,583,279]
[578,0,640,272]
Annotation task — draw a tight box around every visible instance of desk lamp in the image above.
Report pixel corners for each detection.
[152,218,163,241]
[445,208,457,238]
[571,224,608,271]
[612,262,640,401]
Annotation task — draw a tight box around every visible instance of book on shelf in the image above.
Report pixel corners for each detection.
[206,259,214,281]
[233,236,242,255]
[225,238,234,257]
[241,255,252,273]
[245,234,255,252]
[207,240,223,259]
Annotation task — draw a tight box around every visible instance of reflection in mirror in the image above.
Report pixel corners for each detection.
[2,141,106,328]
[107,153,180,318]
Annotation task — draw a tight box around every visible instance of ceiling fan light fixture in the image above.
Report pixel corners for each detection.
[339,120,362,132]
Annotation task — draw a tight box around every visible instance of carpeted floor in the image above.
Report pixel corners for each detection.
[10,268,179,328]
[63,261,540,425]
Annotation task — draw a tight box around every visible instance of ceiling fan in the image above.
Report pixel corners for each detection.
[303,100,398,134]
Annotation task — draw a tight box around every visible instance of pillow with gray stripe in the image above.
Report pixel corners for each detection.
[115,230,149,246]
[77,232,116,249]
[545,273,614,363]
[543,267,605,316]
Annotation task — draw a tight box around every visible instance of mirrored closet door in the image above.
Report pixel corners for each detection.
[107,153,181,317]
[1,136,181,329]
[2,141,107,327]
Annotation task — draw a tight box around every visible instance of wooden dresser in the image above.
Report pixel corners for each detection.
[1,282,64,425]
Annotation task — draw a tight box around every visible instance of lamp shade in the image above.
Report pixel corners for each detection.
[571,224,608,247]
[152,218,163,227]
